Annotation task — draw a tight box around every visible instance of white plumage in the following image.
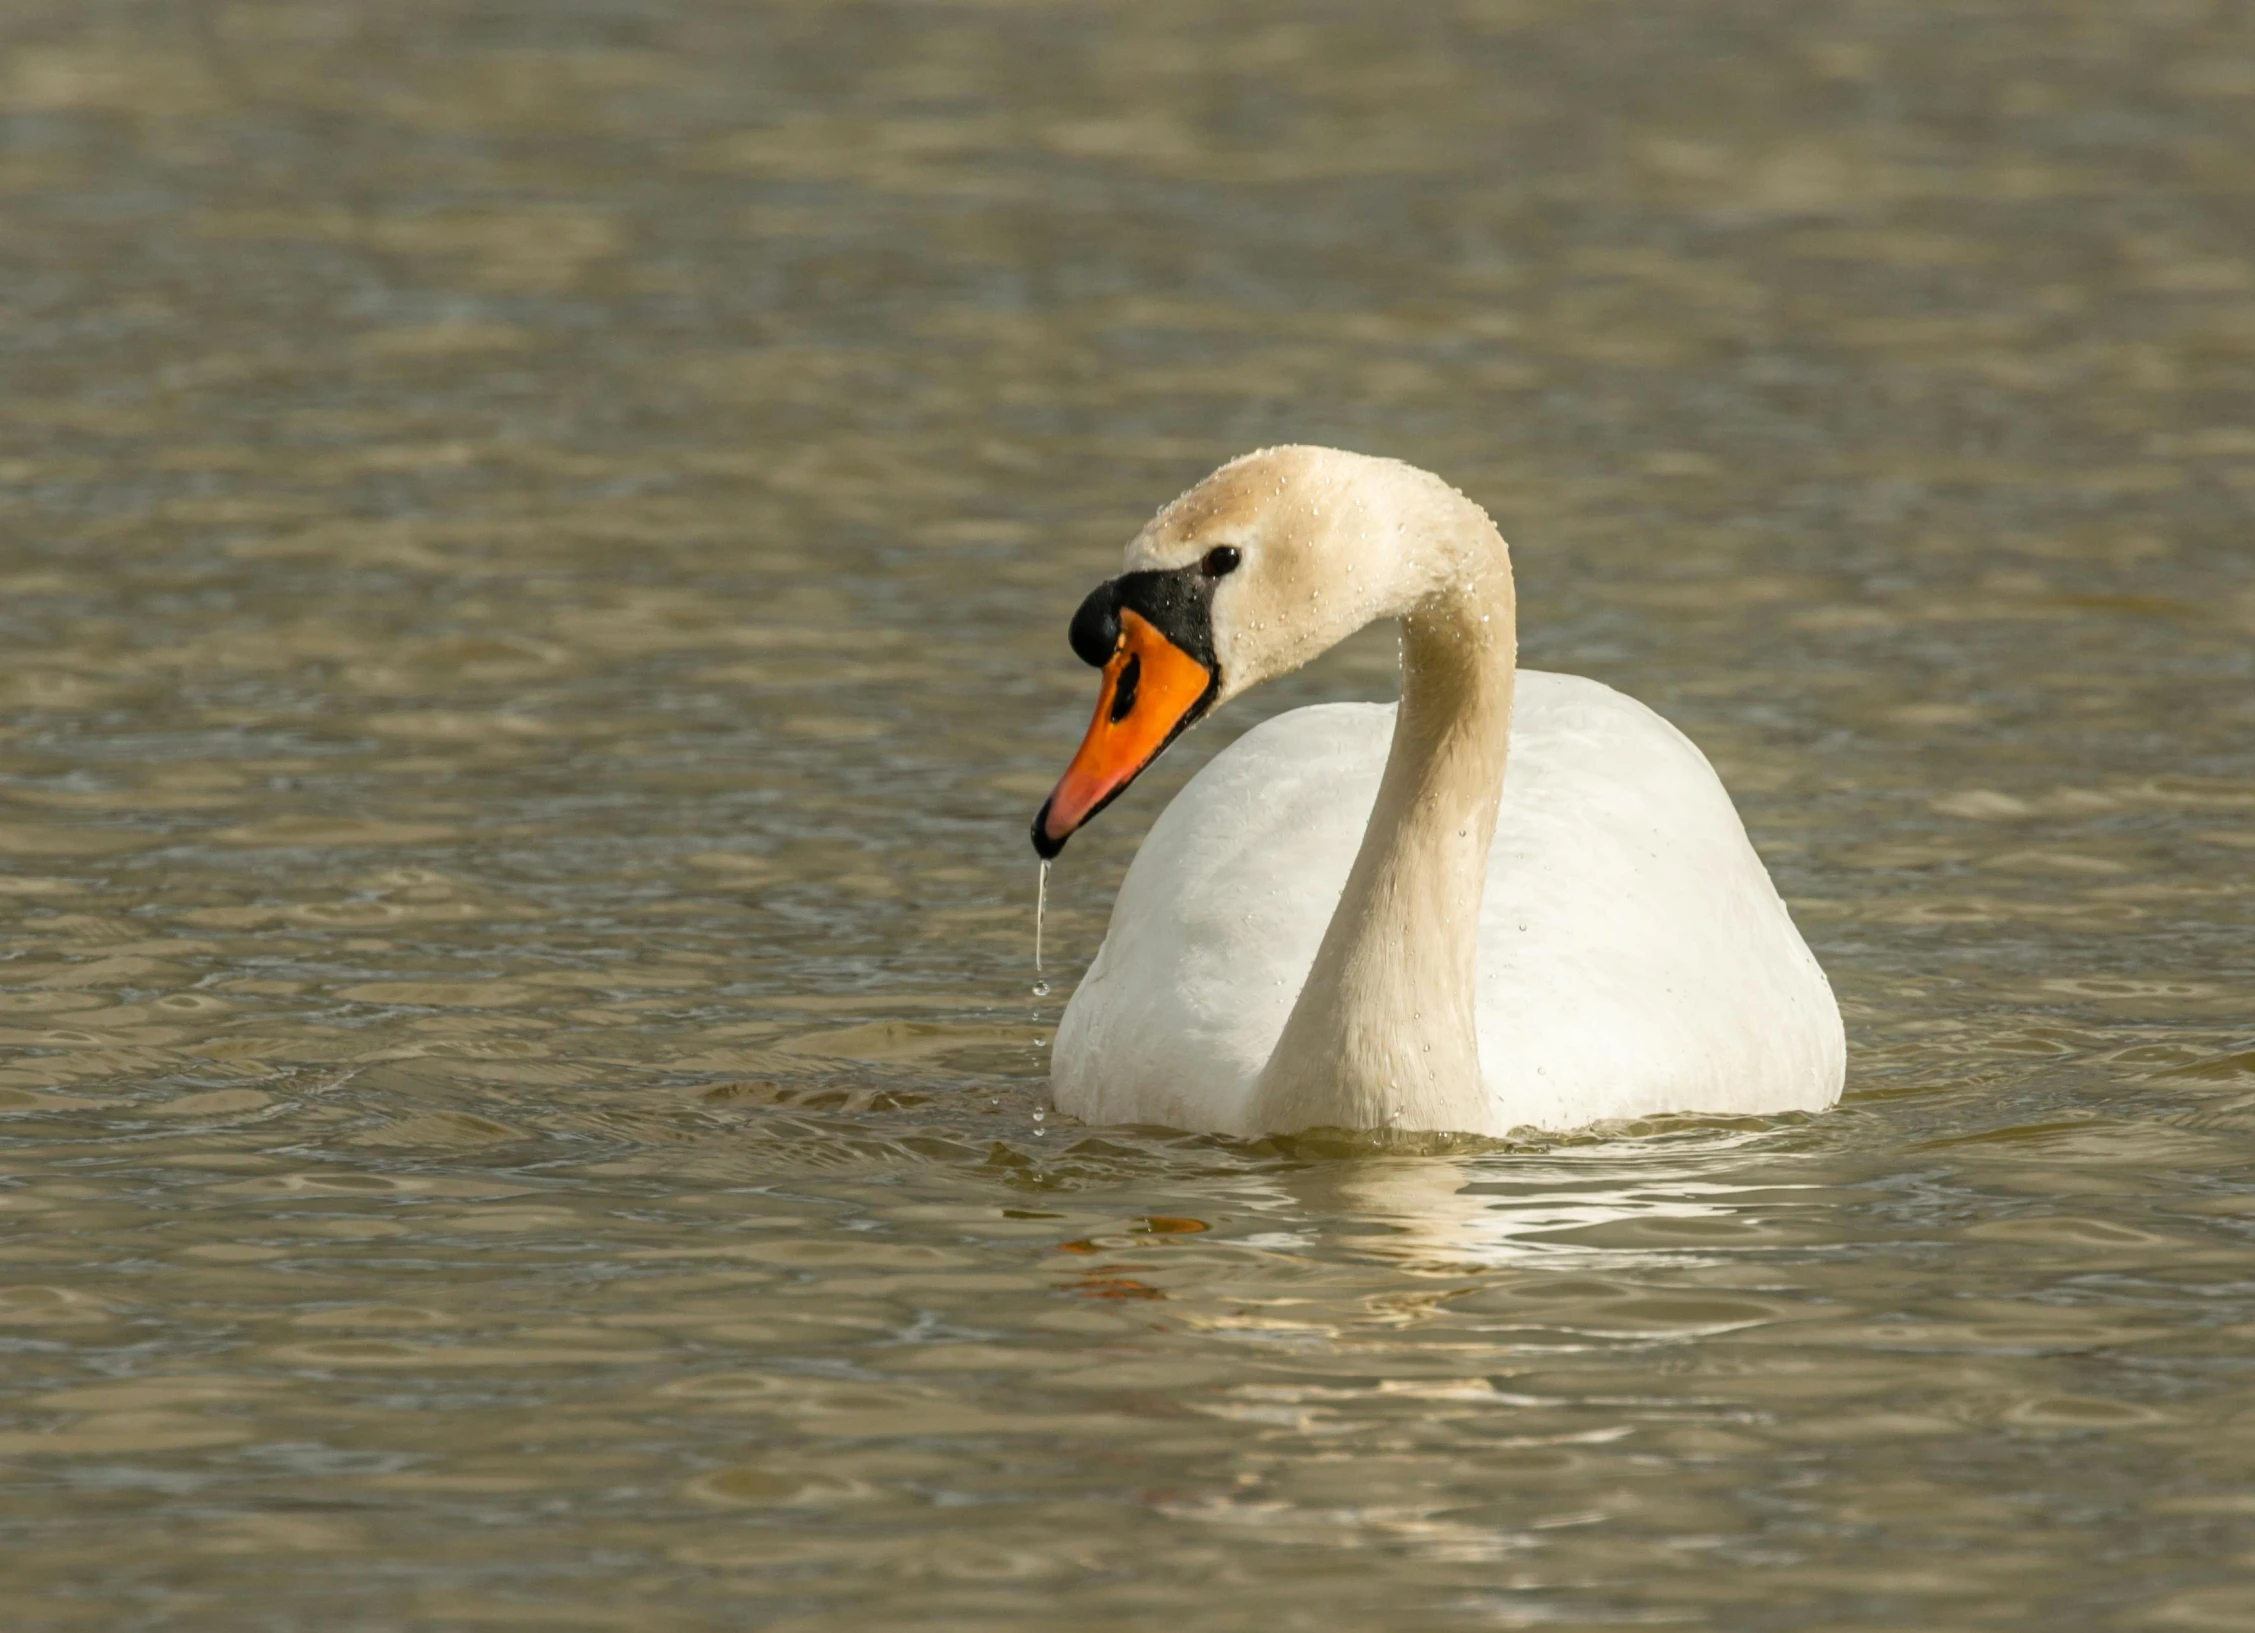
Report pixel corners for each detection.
[1053,673,1845,1137]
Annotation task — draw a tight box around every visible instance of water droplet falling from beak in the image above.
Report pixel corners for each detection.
[1032,859,1051,997]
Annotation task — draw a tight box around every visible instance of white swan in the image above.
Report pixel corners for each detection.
[1031,446,1844,1139]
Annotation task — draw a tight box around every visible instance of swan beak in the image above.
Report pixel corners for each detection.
[1033,608,1216,858]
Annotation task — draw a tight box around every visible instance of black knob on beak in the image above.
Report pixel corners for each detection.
[1068,580,1122,667]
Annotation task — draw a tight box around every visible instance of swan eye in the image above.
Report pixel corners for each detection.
[1201,546,1242,579]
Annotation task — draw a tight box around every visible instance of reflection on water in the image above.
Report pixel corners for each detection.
[1281,1144,1800,1275]
[3,0,2254,1626]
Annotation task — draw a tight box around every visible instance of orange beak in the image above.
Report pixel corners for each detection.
[1033,608,1217,857]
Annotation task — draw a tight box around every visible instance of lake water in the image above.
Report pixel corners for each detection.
[3,1,2252,1627]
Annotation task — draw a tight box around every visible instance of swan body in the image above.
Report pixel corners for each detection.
[1053,681,1845,1136]
[1032,445,1846,1138]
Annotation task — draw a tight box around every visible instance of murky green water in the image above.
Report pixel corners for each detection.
[3,1,2253,1626]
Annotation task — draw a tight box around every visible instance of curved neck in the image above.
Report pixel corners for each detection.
[1250,488,1517,1136]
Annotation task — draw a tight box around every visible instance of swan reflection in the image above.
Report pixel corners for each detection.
[1276,1137,1810,1274]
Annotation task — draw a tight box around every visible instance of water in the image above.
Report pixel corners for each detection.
[1034,860,1051,998]
[1,1,2251,1627]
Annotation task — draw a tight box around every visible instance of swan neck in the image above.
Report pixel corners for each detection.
[1250,491,1517,1135]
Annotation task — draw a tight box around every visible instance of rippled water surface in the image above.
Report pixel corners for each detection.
[4,2,2254,1627]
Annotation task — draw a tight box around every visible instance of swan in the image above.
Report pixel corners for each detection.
[1029,445,1845,1139]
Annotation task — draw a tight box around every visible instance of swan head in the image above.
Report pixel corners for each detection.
[1033,446,1427,857]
